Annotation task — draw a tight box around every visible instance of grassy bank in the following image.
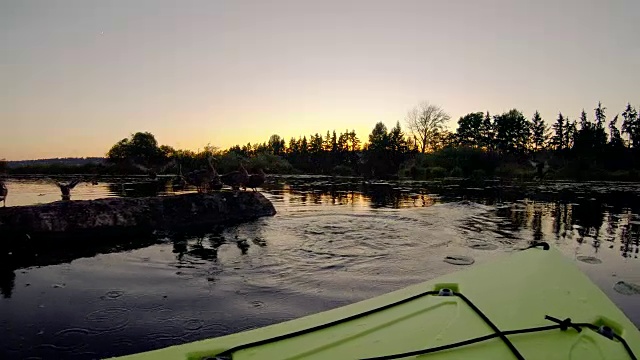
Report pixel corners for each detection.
[5,151,640,183]
[397,147,640,182]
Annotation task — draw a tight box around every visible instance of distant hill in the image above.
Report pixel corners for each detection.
[6,157,106,168]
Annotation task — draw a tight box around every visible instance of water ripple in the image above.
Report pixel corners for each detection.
[84,307,131,333]
[100,290,125,300]
[3,178,640,360]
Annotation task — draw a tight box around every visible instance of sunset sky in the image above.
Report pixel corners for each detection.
[2,0,639,160]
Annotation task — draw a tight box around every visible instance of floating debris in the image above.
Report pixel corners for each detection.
[576,256,602,264]
[444,255,475,265]
[252,237,267,247]
[237,239,250,254]
[613,281,640,295]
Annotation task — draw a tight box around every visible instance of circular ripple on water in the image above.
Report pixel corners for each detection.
[443,255,475,265]
[143,329,188,344]
[613,281,640,295]
[55,327,92,337]
[85,307,131,333]
[468,243,499,251]
[43,328,93,352]
[250,300,265,308]
[109,338,135,348]
[125,294,168,312]
[183,319,205,331]
[200,322,234,335]
[576,256,602,264]
[100,290,125,300]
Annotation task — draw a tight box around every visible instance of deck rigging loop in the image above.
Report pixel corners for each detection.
[363,305,637,360]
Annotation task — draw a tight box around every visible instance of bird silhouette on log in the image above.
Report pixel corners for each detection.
[246,169,266,191]
[220,163,250,193]
[0,180,7,207]
[182,157,220,193]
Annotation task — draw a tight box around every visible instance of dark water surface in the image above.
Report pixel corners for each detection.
[1,177,639,359]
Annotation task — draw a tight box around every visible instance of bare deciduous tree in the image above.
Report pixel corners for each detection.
[405,102,450,153]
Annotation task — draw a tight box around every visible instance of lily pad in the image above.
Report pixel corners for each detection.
[469,243,498,251]
[444,255,475,265]
[576,256,602,264]
[613,281,640,295]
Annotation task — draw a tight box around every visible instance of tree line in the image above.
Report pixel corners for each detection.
[212,100,640,178]
[4,101,639,180]
[456,102,640,154]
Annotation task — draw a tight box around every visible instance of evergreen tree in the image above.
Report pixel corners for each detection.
[480,111,495,150]
[388,121,407,152]
[552,112,565,151]
[348,130,361,151]
[579,109,589,130]
[531,110,549,150]
[564,119,576,150]
[365,122,394,176]
[331,131,338,154]
[594,101,606,130]
[388,121,408,170]
[288,137,299,154]
[310,133,323,154]
[622,103,639,148]
[323,131,332,152]
[574,104,608,151]
[368,122,389,150]
[608,115,625,149]
[337,131,349,152]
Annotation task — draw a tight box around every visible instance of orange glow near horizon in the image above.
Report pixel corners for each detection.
[2,1,639,161]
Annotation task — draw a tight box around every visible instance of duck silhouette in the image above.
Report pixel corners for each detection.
[183,157,219,192]
[220,163,250,192]
[55,179,82,200]
[132,159,176,180]
[529,159,550,180]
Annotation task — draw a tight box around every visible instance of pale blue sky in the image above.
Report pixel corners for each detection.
[1,0,638,160]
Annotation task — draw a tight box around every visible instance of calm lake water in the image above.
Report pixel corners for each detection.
[1,176,639,359]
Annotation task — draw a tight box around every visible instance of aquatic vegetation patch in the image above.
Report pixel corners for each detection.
[613,281,640,295]
[444,255,475,265]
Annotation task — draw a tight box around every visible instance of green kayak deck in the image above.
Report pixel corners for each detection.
[113,245,640,359]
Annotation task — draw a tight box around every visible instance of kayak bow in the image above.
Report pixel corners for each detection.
[113,243,640,360]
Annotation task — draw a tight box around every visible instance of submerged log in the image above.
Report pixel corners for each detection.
[0,192,276,237]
